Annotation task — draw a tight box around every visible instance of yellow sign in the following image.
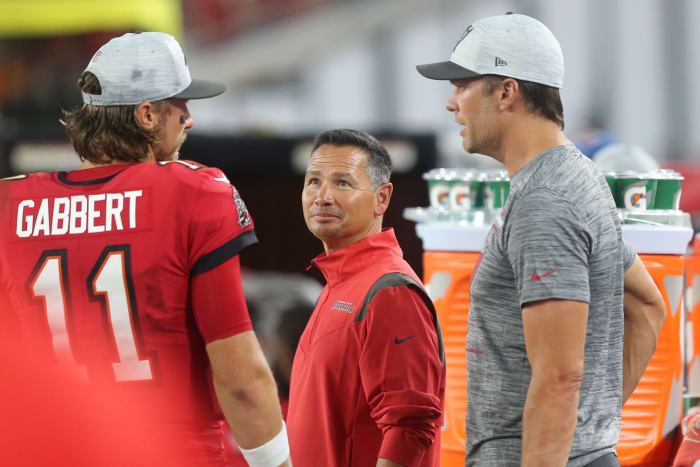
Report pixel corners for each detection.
[0,0,182,38]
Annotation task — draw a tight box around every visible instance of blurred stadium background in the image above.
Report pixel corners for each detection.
[1,0,699,276]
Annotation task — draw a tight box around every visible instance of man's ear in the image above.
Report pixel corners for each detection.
[134,101,158,130]
[499,78,520,111]
[374,183,393,216]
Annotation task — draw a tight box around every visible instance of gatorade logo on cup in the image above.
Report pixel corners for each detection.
[429,182,451,208]
[450,185,473,211]
[623,182,648,210]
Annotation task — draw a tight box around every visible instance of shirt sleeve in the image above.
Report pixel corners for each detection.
[622,237,636,271]
[191,255,253,344]
[505,189,593,306]
[358,285,444,467]
[187,168,258,276]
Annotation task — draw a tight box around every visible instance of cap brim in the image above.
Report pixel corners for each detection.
[172,78,226,100]
[416,61,481,80]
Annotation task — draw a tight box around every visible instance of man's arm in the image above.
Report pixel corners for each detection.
[207,333,291,467]
[360,285,444,467]
[192,256,290,466]
[521,298,589,467]
[622,255,665,403]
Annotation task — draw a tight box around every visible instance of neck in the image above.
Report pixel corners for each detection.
[77,148,154,171]
[497,114,571,176]
[77,158,115,170]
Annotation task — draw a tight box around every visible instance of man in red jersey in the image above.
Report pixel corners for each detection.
[0,31,290,467]
[287,129,446,467]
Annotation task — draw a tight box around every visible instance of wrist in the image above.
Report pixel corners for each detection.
[239,421,289,467]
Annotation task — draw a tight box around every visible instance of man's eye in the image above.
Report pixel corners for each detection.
[337,180,350,187]
[307,178,319,185]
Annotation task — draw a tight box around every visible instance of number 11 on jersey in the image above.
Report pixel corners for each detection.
[31,246,155,382]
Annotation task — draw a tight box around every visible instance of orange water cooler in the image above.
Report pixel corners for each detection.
[415,222,488,466]
[685,235,700,400]
[414,220,693,466]
[617,224,693,466]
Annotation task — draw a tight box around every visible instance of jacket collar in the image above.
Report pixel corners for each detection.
[311,228,403,286]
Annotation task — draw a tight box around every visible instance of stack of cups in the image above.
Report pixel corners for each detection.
[448,169,486,221]
[606,169,684,211]
[423,168,511,222]
[655,169,684,210]
[484,170,510,211]
[423,168,454,221]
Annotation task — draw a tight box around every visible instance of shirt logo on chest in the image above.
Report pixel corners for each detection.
[330,300,355,313]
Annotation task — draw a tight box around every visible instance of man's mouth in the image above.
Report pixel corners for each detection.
[311,211,340,219]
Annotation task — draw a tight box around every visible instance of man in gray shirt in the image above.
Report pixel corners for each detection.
[417,13,666,466]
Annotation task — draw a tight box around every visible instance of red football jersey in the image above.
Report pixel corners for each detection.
[0,160,257,463]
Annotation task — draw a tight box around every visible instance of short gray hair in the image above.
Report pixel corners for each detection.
[481,74,564,129]
[311,129,391,190]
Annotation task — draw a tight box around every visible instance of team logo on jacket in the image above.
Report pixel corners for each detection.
[232,188,251,228]
[330,300,355,313]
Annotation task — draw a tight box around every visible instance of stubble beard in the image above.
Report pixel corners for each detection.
[154,130,187,162]
[465,106,502,159]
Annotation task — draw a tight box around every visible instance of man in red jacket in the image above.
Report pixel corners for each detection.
[288,129,446,467]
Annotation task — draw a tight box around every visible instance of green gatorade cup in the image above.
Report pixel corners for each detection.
[614,171,657,211]
[423,169,453,211]
[653,170,683,210]
[473,171,489,208]
[485,171,510,210]
[449,170,479,215]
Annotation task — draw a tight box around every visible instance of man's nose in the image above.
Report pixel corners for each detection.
[445,90,458,112]
[314,183,334,205]
[181,109,194,129]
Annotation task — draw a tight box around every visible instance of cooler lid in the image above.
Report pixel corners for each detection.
[415,223,489,252]
[412,220,694,255]
[622,224,694,255]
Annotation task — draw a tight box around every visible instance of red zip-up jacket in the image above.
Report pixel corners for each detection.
[288,229,445,467]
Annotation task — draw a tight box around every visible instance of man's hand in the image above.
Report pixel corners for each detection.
[521,298,589,467]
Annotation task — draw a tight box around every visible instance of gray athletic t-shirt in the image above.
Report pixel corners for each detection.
[466,145,636,466]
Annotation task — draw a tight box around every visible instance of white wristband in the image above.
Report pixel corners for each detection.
[239,422,290,467]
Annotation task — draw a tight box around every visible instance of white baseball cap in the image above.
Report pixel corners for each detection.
[417,13,564,88]
[82,31,225,106]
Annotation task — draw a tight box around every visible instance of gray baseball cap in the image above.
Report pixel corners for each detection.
[81,32,225,106]
[416,13,564,88]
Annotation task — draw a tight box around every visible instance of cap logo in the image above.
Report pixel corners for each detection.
[495,57,508,67]
[453,24,474,51]
[92,51,102,62]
